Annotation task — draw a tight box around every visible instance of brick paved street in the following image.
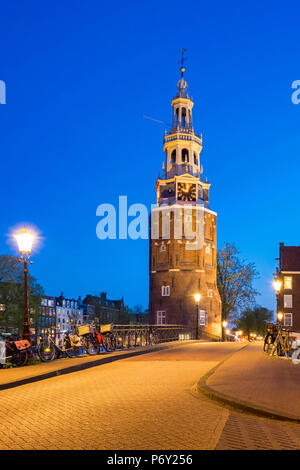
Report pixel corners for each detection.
[1,341,300,450]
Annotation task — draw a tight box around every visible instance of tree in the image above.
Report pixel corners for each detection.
[0,255,44,333]
[132,305,144,314]
[236,306,273,337]
[217,243,259,322]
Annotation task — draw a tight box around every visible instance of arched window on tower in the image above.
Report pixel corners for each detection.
[189,110,192,128]
[182,148,189,163]
[171,149,176,165]
[175,108,179,127]
[194,152,198,166]
[181,108,187,127]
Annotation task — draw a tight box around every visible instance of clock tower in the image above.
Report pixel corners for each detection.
[149,61,222,340]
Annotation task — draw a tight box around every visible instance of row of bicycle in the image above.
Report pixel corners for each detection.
[0,324,158,368]
[263,322,300,364]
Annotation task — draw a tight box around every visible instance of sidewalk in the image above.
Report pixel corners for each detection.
[0,340,197,390]
[198,341,300,421]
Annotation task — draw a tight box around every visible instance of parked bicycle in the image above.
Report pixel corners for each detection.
[77,323,116,353]
[0,332,31,367]
[38,329,83,362]
[263,322,278,354]
[265,322,293,357]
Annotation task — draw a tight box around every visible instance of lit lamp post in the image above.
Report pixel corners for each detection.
[277,312,283,324]
[14,227,35,342]
[194,294,201,340]
[273,278,282,321]
[222,320,228,342]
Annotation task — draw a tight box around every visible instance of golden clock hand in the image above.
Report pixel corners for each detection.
[181,184,190,194]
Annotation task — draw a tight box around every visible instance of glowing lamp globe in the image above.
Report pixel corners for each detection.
[194,294,201,303]
[14,227,35,254]
[277,312,283,322]
[273,279,282,292]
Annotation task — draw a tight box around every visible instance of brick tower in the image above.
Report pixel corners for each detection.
[149,59,222,340]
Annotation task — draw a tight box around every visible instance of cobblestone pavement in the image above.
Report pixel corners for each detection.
[1,342,300,450]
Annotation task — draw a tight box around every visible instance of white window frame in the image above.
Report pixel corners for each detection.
[284,313,293,327]
[199,310,207,326]
[157,311,166,325]
[207,289,213,298]
[161,286,170,296]
[284,295,293,308]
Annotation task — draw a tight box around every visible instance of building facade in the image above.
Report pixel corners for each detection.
[55,292,83,331]
[40,295,57,336]
[149,65,222,339]
[83,292,126,324]
[275,243,300,331]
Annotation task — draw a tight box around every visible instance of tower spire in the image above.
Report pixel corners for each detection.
[177,48,188,96]
[178,47,187,78]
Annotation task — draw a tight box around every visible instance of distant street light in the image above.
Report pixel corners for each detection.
[14,226,35,341]
[194,294,201,340]
[222,320,228,342]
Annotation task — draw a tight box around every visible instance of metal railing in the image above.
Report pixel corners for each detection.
[101,324,221,346]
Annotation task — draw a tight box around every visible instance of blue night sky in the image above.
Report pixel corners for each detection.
[0,0,299,312]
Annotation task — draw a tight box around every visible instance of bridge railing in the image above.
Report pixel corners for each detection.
[99,323,221,347]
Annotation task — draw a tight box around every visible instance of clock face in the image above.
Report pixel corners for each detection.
[177,182,197,201]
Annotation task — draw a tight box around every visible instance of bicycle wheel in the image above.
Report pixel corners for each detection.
[103,334,116,352]
[264,336,273,354]
[12,350,28,367]
[109,334,116,351]
[65,346,81,358]
[79,336,96,355]
[38,341,56,362]
[86,338,100,355]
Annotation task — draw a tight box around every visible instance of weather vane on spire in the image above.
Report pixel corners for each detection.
[178,48,187,77]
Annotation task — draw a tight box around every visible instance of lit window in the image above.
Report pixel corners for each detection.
[157,311,166,325]
[284,295,293,308]
[284,277,292,290]
[284,313,293,327]
[161,286,170,296]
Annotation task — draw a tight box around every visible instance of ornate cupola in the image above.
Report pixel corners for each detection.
[163,61,203,181]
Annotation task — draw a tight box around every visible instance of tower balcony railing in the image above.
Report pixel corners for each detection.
[166,163,201,179]
[164,129,202,145]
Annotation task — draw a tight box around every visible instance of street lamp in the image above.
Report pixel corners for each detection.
[14,226,35,341]
[273,279,282,293]
[222,320,228,342]
[277,312,283,324]
[273,278,282,321]
[194,293,201,340]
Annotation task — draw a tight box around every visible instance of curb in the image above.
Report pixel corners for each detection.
[0,340,200,391]
[196,344,300,423]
